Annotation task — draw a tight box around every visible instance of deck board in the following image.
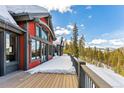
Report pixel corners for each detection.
[16,73,78,88]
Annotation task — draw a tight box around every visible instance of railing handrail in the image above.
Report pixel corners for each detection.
[70,55,112,88]
[81,65,112,88]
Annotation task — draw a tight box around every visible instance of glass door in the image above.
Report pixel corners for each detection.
[41,43,47,62]
[5,32,19,74]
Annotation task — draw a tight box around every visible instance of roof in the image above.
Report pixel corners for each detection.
[0,5,55,37]
[6,5,49,16]
[0,6,17,25]
[0,6,25,33]
[6,5,56,40]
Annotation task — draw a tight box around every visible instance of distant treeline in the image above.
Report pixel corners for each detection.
[64,23,124,76]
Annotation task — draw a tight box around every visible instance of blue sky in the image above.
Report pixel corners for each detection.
[48,5,124,49]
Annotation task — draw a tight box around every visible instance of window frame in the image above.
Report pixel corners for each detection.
[31,38,41,61]
[5,32,18,63]
[36,25,41,38]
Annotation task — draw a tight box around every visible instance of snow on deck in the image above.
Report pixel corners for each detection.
[87,63,124,88]
[27,55,76,74]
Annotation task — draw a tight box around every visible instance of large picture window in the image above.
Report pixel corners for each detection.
[36,25,48,41]
[6,32,17,63]
[42,30,48,41]
[31,39,40,60]
[36,26,41,37]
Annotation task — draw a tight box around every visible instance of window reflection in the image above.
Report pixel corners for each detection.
[31,39,40,60]
[6,33,17,63]
[36,26,41,37]
[36,41,40,59]
[31,39,36,60]
[42,30,48,41]
[36,25,48,41]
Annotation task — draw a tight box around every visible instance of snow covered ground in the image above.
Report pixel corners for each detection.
[87,63,124,88]
[26,54,76,74]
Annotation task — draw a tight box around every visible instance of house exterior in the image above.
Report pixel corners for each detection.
[0,5,56,76]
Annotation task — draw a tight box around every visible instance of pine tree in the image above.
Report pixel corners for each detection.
[72,23,79,58]
[63,40,69,54]
[79,35,85,59]
[103,48,109,65]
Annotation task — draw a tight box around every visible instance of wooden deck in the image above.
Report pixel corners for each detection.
[16,73,78,88]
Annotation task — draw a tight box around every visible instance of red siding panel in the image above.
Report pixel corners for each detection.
[19,35,24,70]
[29,60,41,69]
[40,18,47,24]
[28,21,42,69]
[28,21,36,37]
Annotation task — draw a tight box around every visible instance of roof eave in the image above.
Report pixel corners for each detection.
[0,18,26,34]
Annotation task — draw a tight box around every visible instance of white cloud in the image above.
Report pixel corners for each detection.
[109,39,124,46]
[88,15,92,19]
[67,24,73,29]
[89,39,107,45]
[80,24,84,27]
[87,37,124,49]
[85,6,92,10]
[56,26,61,30]
[54,26,71,37]
[80,24,85,29]
[43,5,73,13]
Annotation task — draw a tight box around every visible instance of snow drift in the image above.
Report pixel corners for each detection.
[26,55,76,74]
[87,63,124,88]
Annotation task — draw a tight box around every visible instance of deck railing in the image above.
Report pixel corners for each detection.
[70,55,112,88]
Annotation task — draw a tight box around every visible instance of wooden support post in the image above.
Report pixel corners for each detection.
[78,61,86,88]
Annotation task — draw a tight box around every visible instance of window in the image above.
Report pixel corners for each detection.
[6,32,17,63]
[31,39,36,60]
[49,45,53,55]
[31,39,40,60]
[36,25,48,41]
[41,28,48,41]
[36,41,40,59]
[41,43,48,62]
[42,30,48,41]
[36,26,41,37]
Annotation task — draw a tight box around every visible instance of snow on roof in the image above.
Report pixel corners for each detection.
[87,63,124,88]
[6,5,48,14]
[0,6,17,25]
[0,5,49,29]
